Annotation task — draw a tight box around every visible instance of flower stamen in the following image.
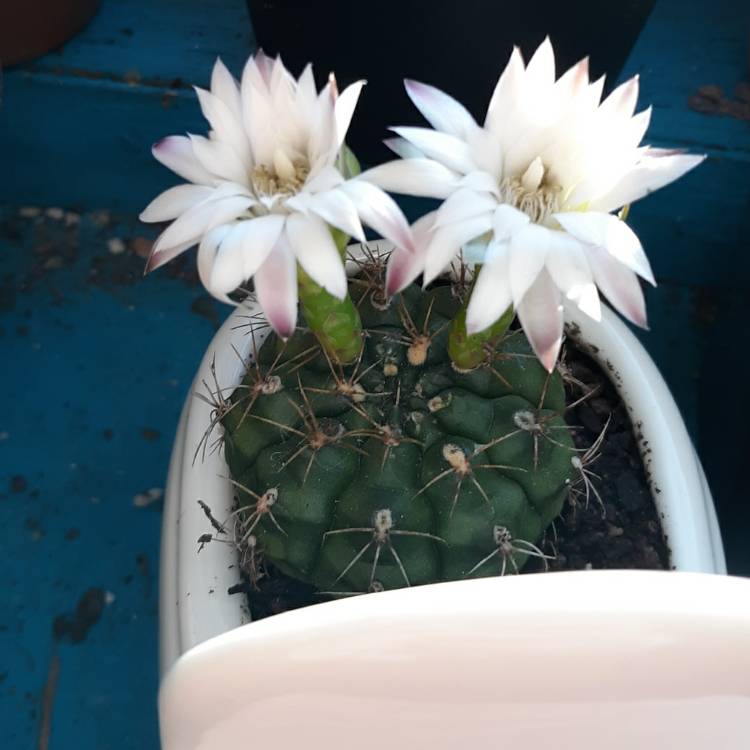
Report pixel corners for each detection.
[499,160,562,225]
[250,160,310,198]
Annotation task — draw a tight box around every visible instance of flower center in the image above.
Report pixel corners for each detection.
[499,156,562,225]
[250,161,309,198]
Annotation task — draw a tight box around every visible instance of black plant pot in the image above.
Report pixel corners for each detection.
[246,0,656,165]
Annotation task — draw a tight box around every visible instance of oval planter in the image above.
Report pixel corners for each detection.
[158,242,729,746]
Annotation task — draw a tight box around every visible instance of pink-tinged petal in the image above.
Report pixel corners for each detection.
[586,246,648,328]
[152,195,253,257]
[390,126,475,174]
[385,212,435,296]
[286,213,348,299]
[590,152,705,213]
[152,136,214,185]
[140,184,214,223]
[209,229,246,295]
[600,75,639,119]
[334,79,366,147]
[194,87,251,167]
[304,164,345,194]
[554,57,590,100]
[144,237,196,274]
[217,215,286,290]
[525,36,556,92]
[254,235,298,339]
[254,50,273,87]
[386,246,423,297]
[359,159,461,199]
[554,211,655,285]
[188,134,249,186]
[340,179,415,254]
[422,213,493,286]
[465,241,513,334]
[210,57,242,116]
[508,223,550,304]
[383,137,424,159]
[433,188,498,229]
[485,46,525,133]
[544,231,601,321]
[197,225,233,301]
[516,269,564,372]
[493,203,530,241]
[305,188,365,242]
[403,79,477,138]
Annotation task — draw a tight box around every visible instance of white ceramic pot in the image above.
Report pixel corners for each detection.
[158,243,731,749]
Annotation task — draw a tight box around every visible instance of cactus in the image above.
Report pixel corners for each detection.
[221,261,574,594]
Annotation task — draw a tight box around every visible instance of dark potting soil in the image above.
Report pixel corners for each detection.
[231,339,669,621]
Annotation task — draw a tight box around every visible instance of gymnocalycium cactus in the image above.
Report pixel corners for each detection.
[142,42,703,595]
[221,268,572,592]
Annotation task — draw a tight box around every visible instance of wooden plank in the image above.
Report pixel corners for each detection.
[0,0,255,213]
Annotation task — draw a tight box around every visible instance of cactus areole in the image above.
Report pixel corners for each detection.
[221,266,574,595]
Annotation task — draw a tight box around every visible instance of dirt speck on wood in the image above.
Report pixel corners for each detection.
[53,588,106,644]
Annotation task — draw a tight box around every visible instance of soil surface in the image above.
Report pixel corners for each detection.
[229,339,669,621]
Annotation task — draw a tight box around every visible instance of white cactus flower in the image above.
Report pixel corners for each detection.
[364,38,704,370]
[141,52,414,338]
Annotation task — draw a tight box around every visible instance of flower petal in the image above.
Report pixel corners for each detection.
[403,79,477,138]
[590,151,705,213]
[304,164,345,194]
[600,75,639,119]
[144,237,196,274]
[383,137,425,159]
[305,188,366,242]
[586,246,648,328]
[390,126,475,174]
[194,87,252,167]
[493,203,530,241]
[152,136,215,185]
[151,195,253,258]
[433,188,498,229]
[359,159,461,199]
[198,224,233,301]
[554,211,655,285]
[340,179,415,253]
[485,46,525,134]
[335,79,366,148]
[211,215,286,294]
[524,37,556,93]
[516,269,564,372]
[385,212,435,296]
[422,213,493,285]
[253,235,298,338]
[508,223,550,304]
[458,170,502,197]
[286,213,347,299]
[544,231,601,321]
[210,57,242,116]
[140,184,215,223]
[465,241,513,334]
[188,134,249,186]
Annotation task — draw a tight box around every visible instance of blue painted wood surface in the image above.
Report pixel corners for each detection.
[0,0,748,749]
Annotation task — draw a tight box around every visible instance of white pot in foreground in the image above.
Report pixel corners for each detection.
[158,243,732,749]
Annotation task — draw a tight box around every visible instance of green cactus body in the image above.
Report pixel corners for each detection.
[222,279,574,594]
